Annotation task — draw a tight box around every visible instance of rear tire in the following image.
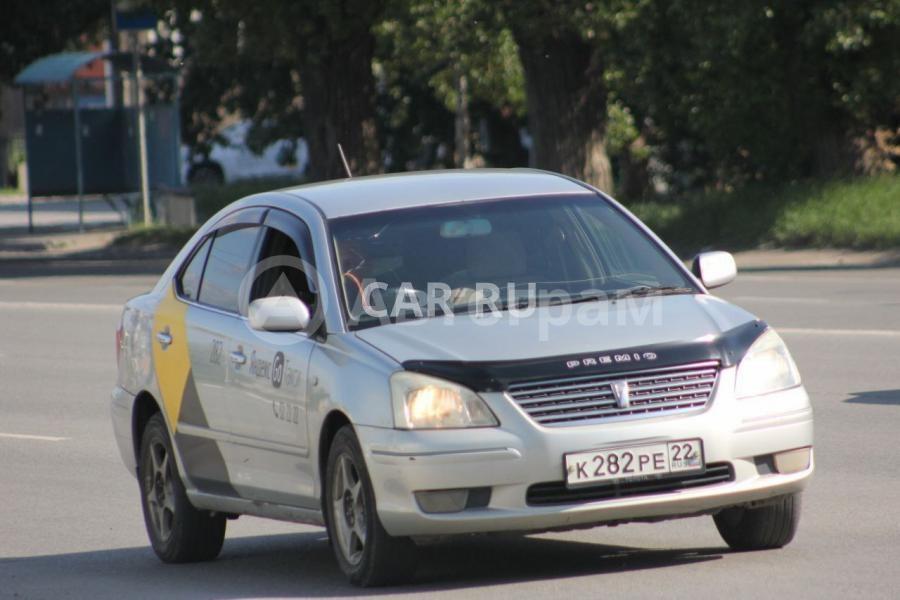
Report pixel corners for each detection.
[714,493,802,550]
[324,426,417,586]
[139,413,226,563]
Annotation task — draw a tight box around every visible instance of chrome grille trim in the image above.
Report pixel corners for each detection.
[507,360,719,426]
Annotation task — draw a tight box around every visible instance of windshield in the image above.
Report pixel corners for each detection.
[331,194,697,328]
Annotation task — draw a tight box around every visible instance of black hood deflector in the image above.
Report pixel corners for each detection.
[402,319,767,392]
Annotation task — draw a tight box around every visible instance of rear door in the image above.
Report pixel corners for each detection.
[165,213,264,496]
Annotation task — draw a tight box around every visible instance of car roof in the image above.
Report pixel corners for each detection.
[277,169,594,219]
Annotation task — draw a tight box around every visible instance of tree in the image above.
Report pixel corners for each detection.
[375,0,525,170]
[614,0,900,188]
[499,1,625,193]
[152,0,899,193]
[157,0,385,181]
[0,0,109,120]
[0,0,109,82]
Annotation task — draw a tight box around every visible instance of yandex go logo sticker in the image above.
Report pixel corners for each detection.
[272,351,285,389]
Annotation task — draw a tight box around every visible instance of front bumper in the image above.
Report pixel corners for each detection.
[358,366,814,537]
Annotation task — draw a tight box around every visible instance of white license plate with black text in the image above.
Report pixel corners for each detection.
[564,439,704,487]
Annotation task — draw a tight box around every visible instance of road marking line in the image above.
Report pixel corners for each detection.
[779,327,900,337]
[0,301,120,312]
[0,432,69,442]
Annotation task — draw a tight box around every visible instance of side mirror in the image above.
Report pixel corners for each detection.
[248,296,310,332]
[692,251,737,289]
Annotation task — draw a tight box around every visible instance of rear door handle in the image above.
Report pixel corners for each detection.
[230,351,247,365]
[156,330,172,349]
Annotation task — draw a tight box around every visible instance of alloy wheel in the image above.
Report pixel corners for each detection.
[331,453,367,565]
[144,440,176,542]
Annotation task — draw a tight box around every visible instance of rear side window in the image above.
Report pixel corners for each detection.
[178,237,212,301]
[198,226,261,313]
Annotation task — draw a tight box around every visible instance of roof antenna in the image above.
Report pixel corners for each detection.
[337,143,353,178]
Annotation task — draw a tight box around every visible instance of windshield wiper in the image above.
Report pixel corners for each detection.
[610,285,696,300]
[541,286,693,307]
[545,291,607,306]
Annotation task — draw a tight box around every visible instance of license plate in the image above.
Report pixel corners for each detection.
[564,439,704,488]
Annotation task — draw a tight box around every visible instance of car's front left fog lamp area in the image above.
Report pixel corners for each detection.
[774,447,812,474]
[414,487,492,514]
[756,447,812,475]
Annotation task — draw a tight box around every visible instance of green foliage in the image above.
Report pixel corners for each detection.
[112,225,195,250]
[628,176,900,253]
[191,176,306,221]
[5,0,899,200]
[773,177,900,248]
[152,0,386,179]
[606,101,644,159]
[0,0,109,124]
[378,1,524,117]
[150,0,899,191]
[151,1,306,152]
[0,0,109,82]
[5,138,25,171]
[614,0,900,189]
[374,0,529,170]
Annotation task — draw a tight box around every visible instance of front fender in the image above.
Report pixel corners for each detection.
[306,333,398,499]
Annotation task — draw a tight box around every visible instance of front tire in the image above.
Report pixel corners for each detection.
[324,426,417,586]
[139,413,226,563]
[714,493,802,550]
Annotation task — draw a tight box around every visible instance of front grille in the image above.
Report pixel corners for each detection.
[506,360,719,426]
[526,463,734,506]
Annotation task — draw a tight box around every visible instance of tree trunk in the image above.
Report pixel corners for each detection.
[298,29,381,182]
[513,31,614,194]
[454,72,472,168]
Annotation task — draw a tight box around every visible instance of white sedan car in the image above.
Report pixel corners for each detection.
[183,121,309,185]
[112,170,813,586]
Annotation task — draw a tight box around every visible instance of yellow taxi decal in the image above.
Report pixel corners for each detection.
[151,284,191,431]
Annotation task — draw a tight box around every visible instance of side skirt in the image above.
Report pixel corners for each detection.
[187,491,325,527]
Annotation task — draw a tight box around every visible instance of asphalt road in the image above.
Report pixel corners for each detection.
[1,263,899,599]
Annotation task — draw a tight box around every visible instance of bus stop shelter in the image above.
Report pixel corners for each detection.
[14,51,181,232]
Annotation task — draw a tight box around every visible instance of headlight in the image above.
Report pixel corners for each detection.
[735,328,801,398]
[390,371,498,429]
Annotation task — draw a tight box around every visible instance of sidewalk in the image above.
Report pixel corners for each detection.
[0,227,185,262]
[0,193,128,233]
[0,229,126,260]
[733,248,900,271]
[0,192,144,262]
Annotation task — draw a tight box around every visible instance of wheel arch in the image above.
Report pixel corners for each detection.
[318,410,353,509]
[133,390,163,464]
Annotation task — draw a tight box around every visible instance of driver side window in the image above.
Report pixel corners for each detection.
[250,214,317,314]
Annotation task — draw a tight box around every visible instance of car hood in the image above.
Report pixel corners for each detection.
[355,294,758,365]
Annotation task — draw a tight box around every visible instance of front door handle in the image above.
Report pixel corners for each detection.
[156,329,172,349]
[230,351,247,366]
